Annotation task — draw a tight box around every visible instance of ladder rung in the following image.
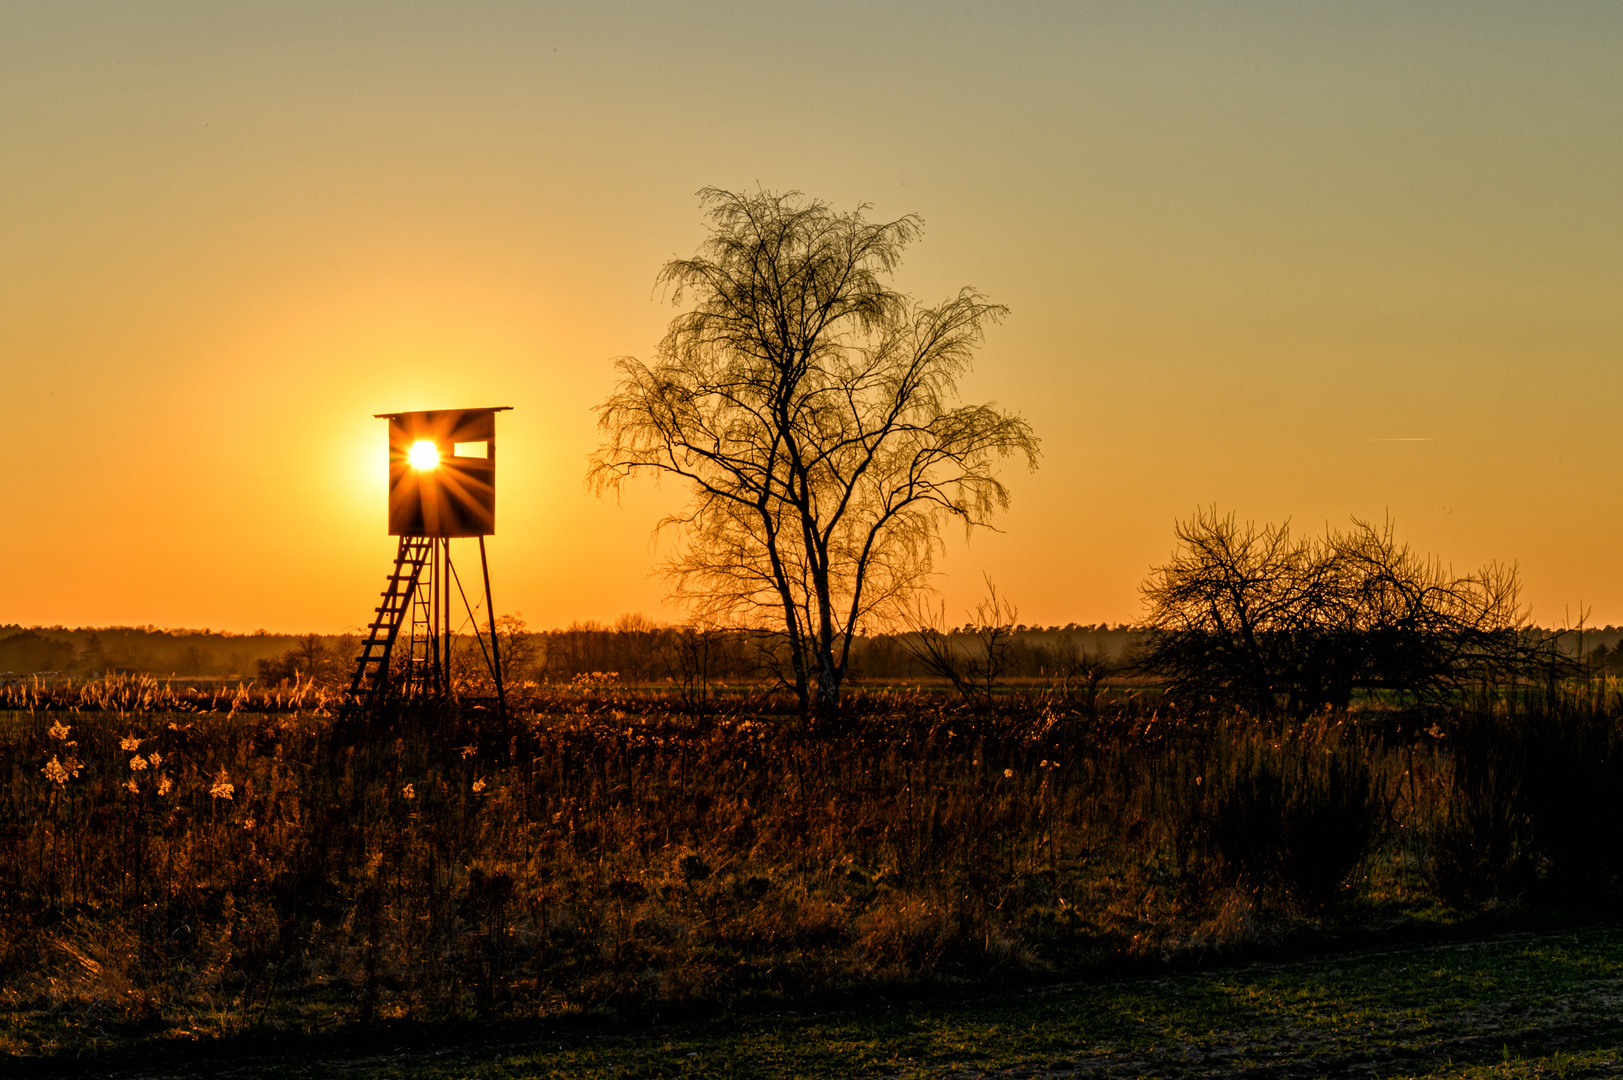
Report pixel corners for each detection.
[346,539,442,713]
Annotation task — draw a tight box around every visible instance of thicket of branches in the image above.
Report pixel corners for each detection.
[1137,509,1547,718]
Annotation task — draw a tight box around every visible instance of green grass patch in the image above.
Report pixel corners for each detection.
[20,928,1620,1079]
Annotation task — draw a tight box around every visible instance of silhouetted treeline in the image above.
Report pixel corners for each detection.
[512,619,1141,686]
[5,619,1621,691]
[0,621,1140,687]
[0,625,331,680]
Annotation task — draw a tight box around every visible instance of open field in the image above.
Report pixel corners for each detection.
[2,681,1622,1073]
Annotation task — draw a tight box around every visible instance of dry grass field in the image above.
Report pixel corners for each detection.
[1,675,1621,1071]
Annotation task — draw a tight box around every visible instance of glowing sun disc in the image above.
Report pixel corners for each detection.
[408,440,440,470]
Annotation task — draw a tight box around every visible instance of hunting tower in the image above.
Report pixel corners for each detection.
[343,406,512,719]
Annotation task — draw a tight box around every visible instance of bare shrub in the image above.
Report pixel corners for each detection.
[1139,509,1538,718]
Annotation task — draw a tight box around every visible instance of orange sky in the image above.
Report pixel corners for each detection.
[3,3,1621,634]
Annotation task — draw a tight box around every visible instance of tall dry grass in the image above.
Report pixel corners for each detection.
[0,678,1620,1054]
[0,672,339,715]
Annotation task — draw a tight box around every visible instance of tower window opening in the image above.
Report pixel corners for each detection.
[453,441,488,459]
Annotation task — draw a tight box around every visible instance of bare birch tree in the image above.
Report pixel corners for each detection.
[589,188,1039,717]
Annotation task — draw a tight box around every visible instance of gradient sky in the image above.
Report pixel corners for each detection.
[3,2,1620,634]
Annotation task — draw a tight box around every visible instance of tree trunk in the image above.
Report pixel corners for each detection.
[814,646,842,720]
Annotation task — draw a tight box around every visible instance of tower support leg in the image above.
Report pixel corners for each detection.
[479,535,509,734]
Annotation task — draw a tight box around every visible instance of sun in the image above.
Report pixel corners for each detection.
[408,440,440,470]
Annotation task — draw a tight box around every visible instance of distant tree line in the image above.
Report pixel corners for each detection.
[3,586,1617,707]
[0,631,76,676]
[1585,640,1623,674]
[0,626,322,680]
[501,614,1138,690]
[244,616,1143,693]
[0,620,1137,688]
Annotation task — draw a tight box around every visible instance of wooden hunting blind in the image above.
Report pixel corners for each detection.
[341,406,513,724]
[380,406,510,538]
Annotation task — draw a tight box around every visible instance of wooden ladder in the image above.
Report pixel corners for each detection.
[341,536,433,718]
